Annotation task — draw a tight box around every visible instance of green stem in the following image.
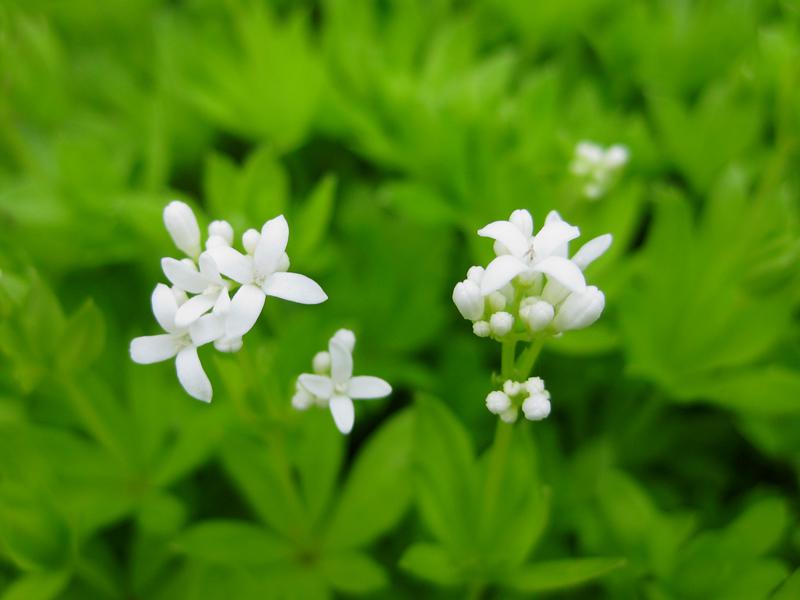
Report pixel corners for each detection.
[515,337,545,380]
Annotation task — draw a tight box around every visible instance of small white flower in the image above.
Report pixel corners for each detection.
[489,311,514,337]
[130,284,220,402]
[486,390,511,414]
[164,201,202,260]
[519,298,555,332]
[242,229,261,255]
[553,286,605,331]
[161,252,230,328]
[208,215,327,338]
[453,279,484,321]
[570,141,629,200]
[295,333,391,434]
[473,321,491,337]
[313,351,331,374]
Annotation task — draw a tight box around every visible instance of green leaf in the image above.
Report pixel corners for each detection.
[319,552,388,594]
[399,543,462,586]
[323,409,413,550]
[0,571,70,600]
[56,299,105,372]
[173,520,292,566]
[505,557,626,592]
[721,497,788,559]
[772,569,800,600]
[293,175,336,261]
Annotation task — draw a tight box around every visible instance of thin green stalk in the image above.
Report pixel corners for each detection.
[515,337,545,380]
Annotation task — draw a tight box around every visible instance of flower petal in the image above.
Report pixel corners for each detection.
[571,234,612,270]
[329,339,353,385]
[199,252,225,285]
[533,220,580,258]
[130,334,180,364]
[533,256,586,292]
[174,293,217,329]
[151,283,179,332]
[477,221,530,257]
[161,258,208,294]
[226,284,265,338]
[347,376,391,399]
[207,246,254,285]
[298,374,334,399]
[480,255,528,295]
[329,394,355,434]
[509,209,534,237]
[175,345,212,402]
[189,313,225,347]
[262,272,327,304]
[254,215,289,278]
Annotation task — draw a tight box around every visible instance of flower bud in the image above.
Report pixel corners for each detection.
[473,321,491,337]
[214,336,243,353]
[164,201,201,258]
[332,329,356,353]
[489,312,514,337]
[242,228,260,255]
[500,407,519,423]
[453,280,484,321]
[486,391,511,415]
[503,380,521,396]
[525,376,546,395]
[509,209,533,237]
[206,234,229,250]
[467,266,485,284]
[487,291,506,312]
[208,220,234,245]
[553,286,605,331]
[292,384,314,410]
[519,299,554,332]
[522,392,551,421]
[605,144,629,169]
[313,351,331,374]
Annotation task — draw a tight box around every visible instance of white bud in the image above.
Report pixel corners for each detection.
[313,351,331,374]
[242,228,261,255]
[206,234,228,250]
[332,329,356,353]
[503,380,521,396]
[576,141,603,165]
[467,266,485,284]
[164,200,201,258]
[292,384,314,410]
[453,280,484,321]
[520,300,554,332]
[525,376,546,395]
[214,336,243,353]
[553,286,605,331]
[473,321,491,337]
[522,392,551,421]
[277,252,290,272]
[500,407,519,423]
[486,390,511,414]
[208,220,234,245]
[509,209,533,237]
[489,312,514,337]
[584,182,603,199]
[487,291,506,312]
[605,145,629,169]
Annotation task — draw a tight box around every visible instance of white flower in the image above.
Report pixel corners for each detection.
[161,253,230,328]
[208,215,327,338]
[130,284,220,402]
[553,285,606,331]
[331,328,356,353]
[164,201,202,259]
[295,333,391,434]
[453,279,484,321]
[486,390,511,414]
[570,141,629,199]
[477,209,587,296]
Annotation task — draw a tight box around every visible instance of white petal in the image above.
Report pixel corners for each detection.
[161,258,208,294]
[189,313,225,347]
[545,210,564,224]
[477,221,530,257]
[262,272,327,304]
[174,293,217,329]
[329,339,353,385]
[207,246,254,285]
[329,395,355,434]
[480,255,528,295]
[226,284,266,338]
[213,287,231,314]
[347,376,391,399]
[151,283,179,332]
[533,220,580,258]
[254,215,289,278]
[130,334,180,364]
[198,252,225,285]
[509,209,534,237]
[175,346,212,402]
[533,256,586,292]
[571,234,612,270]
[163,201,201,258]
[298,374,334,399]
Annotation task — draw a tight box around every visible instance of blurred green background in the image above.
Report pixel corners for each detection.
[1,0,799,598]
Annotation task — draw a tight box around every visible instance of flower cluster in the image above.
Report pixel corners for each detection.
[570,140,629,199]
[130,201,327,402]
[292,329,392,434]
[453,209,611,342]
[486,377,551,423]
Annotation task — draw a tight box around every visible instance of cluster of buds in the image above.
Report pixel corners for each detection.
[486,377,551,423]
[453,209,611,343]
[130,201,327,402]
[293,329,391,434]
[570,140,629,199]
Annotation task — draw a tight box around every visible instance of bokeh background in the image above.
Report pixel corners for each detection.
[1,0,799,598]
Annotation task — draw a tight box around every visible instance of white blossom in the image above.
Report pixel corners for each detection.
[294,330,391,434]
[570,141,629,199]
[161,253,230,328]
[130,284,221,402]
[208,215,327,338]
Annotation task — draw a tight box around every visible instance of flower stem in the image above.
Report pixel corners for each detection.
[515,337,545,380]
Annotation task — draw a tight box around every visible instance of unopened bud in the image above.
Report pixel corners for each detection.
[332,329,356,353]
[520,299,554,332]
[473,321,491,338]
[164,201,201,258]
[553,286,605,331]
[242,228,261,255]
[313,351,331,374]
[489,312,514,337]
[522,392,551,421]
[467,266,485,284]
[503,380,521,396]
[208,220,234,245]
[486,391,511,415]
[292,384,314,410]
[487,291,507,312]
[453,280,484,321]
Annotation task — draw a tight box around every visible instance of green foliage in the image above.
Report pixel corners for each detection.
[1,0,799,598]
